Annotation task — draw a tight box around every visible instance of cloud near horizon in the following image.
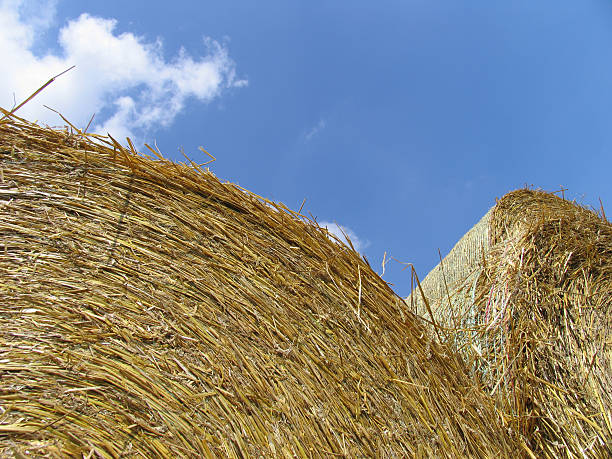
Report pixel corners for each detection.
[0,0,247,142]
[319,221,368,253]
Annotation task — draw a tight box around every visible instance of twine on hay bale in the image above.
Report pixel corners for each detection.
[0,109,523,458]
[408,188,612,457]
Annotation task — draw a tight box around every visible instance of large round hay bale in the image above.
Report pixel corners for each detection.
[0,111,521,458]
[408,189,612,457]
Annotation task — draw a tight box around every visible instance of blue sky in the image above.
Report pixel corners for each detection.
[2,0,611,296]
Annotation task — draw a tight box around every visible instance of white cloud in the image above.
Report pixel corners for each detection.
[319,221,368,253]
[304,118,326,141]
[0,0,246,142]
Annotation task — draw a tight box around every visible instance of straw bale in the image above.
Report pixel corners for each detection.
[408,189,612,457]
[0,109,522,458]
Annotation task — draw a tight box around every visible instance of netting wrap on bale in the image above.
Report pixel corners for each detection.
[408,189,612,457]
[0,109,524,458]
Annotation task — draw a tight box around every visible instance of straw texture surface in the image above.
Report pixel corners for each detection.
[408,189,612,457]
[0,110,521,458]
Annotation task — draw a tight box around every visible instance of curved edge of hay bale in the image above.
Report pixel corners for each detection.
[406,207,493,338]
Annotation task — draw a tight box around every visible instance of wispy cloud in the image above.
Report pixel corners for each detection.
[319,221,369,253]
[0,0,247,142]
[304,118,326,142]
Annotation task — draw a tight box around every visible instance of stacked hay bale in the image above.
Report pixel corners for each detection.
[408,189,612,457]
[0,110,522,458]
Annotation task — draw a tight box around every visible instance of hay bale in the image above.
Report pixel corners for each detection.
[408,189,612,457]
[0,110,522,458]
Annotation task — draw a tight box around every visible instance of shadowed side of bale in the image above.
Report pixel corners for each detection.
[0,112,521,458]
[408,189,612,457]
